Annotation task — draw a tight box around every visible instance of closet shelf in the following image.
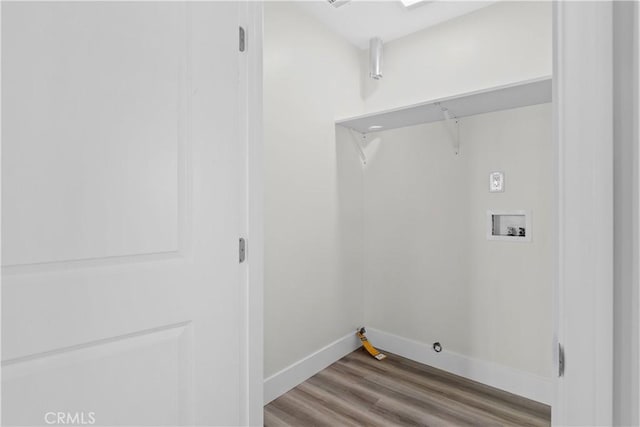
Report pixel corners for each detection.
[335,76,552,134]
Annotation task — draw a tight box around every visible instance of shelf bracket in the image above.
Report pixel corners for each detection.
[436,103,460,155]
[348,128,368,165]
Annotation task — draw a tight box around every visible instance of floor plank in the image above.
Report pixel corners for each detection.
[264,349,551,427]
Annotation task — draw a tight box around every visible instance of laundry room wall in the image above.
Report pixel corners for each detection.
[360,1,552,113]
[263,2,364,380]
[264,0,553,404]
[362,103,554,381]
[354,0,554,390]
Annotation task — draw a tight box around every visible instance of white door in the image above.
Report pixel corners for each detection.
[2,2,248,426]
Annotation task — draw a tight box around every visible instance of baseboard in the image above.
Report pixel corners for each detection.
[263,331,361,405]
[366,328,553,405]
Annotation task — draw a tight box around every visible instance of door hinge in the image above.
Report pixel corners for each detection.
[558,343,565,377]
[239,237,247,263]
[239,26,246,52]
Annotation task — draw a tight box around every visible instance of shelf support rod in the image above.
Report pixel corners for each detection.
[348,128,368,165]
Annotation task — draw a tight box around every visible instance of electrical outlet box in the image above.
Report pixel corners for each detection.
[489,171,505,192]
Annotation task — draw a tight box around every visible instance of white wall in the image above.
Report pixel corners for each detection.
[263,2,364,378]
[264,0,552,399]
[362,104,553,378]
[359,1,552,114]
[464,104,552,377]
[362,122,469,353]
[358,0,553,380]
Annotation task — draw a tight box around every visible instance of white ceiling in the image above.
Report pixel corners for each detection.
[296,0,497,50]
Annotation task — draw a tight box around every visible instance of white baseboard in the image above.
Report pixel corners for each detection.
[263,331,361,404]
[366,328,553,405]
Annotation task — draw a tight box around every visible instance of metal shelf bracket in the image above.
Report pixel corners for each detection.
[436,102,460,155]
[348,128,368,165]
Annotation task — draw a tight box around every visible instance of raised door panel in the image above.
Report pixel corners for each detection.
[1,2,186,266]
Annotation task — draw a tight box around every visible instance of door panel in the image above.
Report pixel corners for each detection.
[2,2,184,266]
[3,323,191,426]
[2,2,244,426]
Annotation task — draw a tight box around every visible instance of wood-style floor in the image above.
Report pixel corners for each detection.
[264,349,551,427]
